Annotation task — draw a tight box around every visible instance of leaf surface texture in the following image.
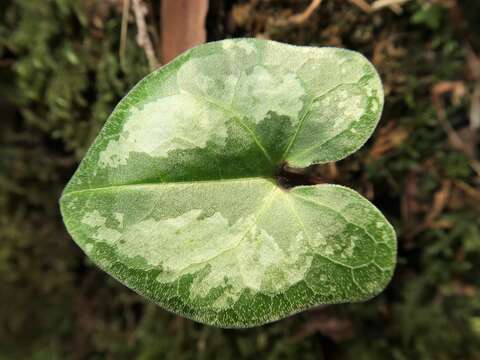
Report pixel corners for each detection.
[61,39,395,327]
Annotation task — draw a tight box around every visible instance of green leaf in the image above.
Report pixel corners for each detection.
[60,38,396,328]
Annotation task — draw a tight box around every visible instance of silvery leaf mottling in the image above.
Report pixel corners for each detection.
[60,39,396,328]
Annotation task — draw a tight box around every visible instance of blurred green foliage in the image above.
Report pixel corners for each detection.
[1,0,479,359]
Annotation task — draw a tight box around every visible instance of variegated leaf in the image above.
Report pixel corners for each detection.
[60,39,396,328]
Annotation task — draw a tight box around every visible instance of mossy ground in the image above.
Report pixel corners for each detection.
[1,0,480,359]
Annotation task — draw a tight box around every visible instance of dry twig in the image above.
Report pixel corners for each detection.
[348,0,410,14]
[288,0,323,25]
[271,0,323,28]
[132,0,159,70]
[470,83,480,131]
[119,0,130,66]
[372,0,409,12]
[348,0,373,13]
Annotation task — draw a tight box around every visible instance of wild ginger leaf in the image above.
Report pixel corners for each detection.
[60,39,396,328]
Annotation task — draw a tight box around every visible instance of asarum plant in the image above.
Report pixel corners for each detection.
[60,39,397,328]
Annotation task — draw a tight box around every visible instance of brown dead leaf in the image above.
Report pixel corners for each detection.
[467,46,480,81]
[402,171,421,243]
[431,81,480,176]
[454,180,480,203]
[432,81,466,105]
[372,34,406,66]
[424,180,451,226]
[369,121,409,160]
[406,179,452,240]
[290,310,354,343]
[444,280,477,298]
[430,218,455,230]
[232,3,254,28]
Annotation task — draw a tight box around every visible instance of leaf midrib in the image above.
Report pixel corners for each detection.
[70,77,367,200]
[61,176,276,198]
[64,72,369,210]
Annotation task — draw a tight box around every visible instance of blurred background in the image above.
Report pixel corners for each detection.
[1,0,480,359]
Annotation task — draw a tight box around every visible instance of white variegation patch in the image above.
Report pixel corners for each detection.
[80,207,313,308]
[98,93,229,168]
[177,54,240,105]
[114,213,124,225]
[232,65,306,124]
[81,210,106,228]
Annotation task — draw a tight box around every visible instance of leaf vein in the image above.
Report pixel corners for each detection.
[291,192,379,266]
[179,89,274,164]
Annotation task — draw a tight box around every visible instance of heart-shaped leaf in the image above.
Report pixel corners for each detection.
[60,39,396,328]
